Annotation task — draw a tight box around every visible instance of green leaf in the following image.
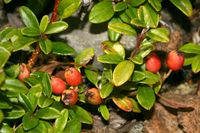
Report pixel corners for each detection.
[4,107,25,119]
[132,71,145,81]
[146,28,170,42]
[51,41,76,55]
[19,6,39,28]
[39,15,49,33]
[136,86,155,110]
[184,55,194,66]
[113,60,135,86]
[108,18,122,41]
[4,0,12,4]
[180,43,200,54]
[98,54,124,64]
[112,43,126,59]
[139,71,159,84]
[36,107,61,120]
[0,27,18,42]
[30,120,53,133]
[23,113,39,130]
[44,21,68,34]
[42,72,52,97]
[98,105,109,120]
[169,0,193,16]
[0,123,14,133]
[72,105,93,124]
[39,39,52,54]
[63,117,81,133]
[54,109,69,133]
[58,0,81,19]
[19,93,34,112]
[114,2,127,12]
[89,1,114,23]
[130,54,143,65]
[85,68,99,87]
[129,0,145,7]
[75,48,94,65]
[5,64,20,78]
[21,27,40,37]
[0,110,3,123]
[192,55,200,73]
[0,94,12,109]
[108,22,137,36]
[148,0,162,11]
[100,82,113,98]
[38,95,53,108]
[130,98,141,113]
[2,78,28,95]
[0,46,10,68]
[0,71,5,85]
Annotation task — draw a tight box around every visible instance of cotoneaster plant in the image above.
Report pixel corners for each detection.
[0,0,198,132]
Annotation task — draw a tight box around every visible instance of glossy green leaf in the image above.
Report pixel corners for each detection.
[72,105,93,124]
[38,95,53,108]
[115,81,137,91]
[136,86,155,110]
[5,64,20,78]
[139,71,159,84]
[21,27,40,37]
[98,54,124,64]
[100,82,113,98]
[180,43,200,54]
[130,18,146,27]
[54,109,68,133]
[42,72,52,97]
[114,2,127,12]
[112,96,133,112]
[132,71,145,81]
[108,22,137,36]
[39,39,52,54]
[39,15,49,33]
[113,60,135,86]
[148,0,162,11]
[0,46,10,68]
[0,94,12,109]
[51,41,76,55]
[169,0,192,16]
[4,0,12,4]
[19,6,39,28]
[98,104,109,120]
[112,43,126,59]
[19,93,34,112]
[0,71,5,85]
[89,1,114,23]
[30,120,53,133]
[85,68,99,87]
[0,27,17,42]
[101,65,113,84]
[192,55,200,73]
[44,21,68,34]
[36,107,60,120]
[129,0,145,7]
[108,18,122,41]
[2,78,28,94]
[184,56,194,66]
[64,117,81,133]
[0,110,3,123]
[146,28,170,42]
[0,123,14,133]
[75,48,94,65]
[23,113,39,130]
[130,98,141,113]
[4,107,25,119]
[58,0,81,19]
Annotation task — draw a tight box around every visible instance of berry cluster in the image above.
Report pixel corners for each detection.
[146,50,184,73]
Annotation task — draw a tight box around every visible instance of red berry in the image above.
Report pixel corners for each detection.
[61,89,78,106]
[51,77,66,95]
[18,63,30,81]
[166,51,184,71]
[86,88,102,105]
[64,67,82,86]
[146,52,161,73]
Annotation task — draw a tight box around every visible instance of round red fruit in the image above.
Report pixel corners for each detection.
[61,89,78,106]
[18,63,30,81]
[166,51,184,71]
[64,67,82,86]
[86,88,103,105]
[146,52,161,73]
[51,77,66,95]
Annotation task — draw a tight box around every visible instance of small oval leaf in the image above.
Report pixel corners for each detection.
[45,21,68,34]
[36,107,61,120]
[113,60,135,86]
[98,104,109,120]
[54,109,69,133]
